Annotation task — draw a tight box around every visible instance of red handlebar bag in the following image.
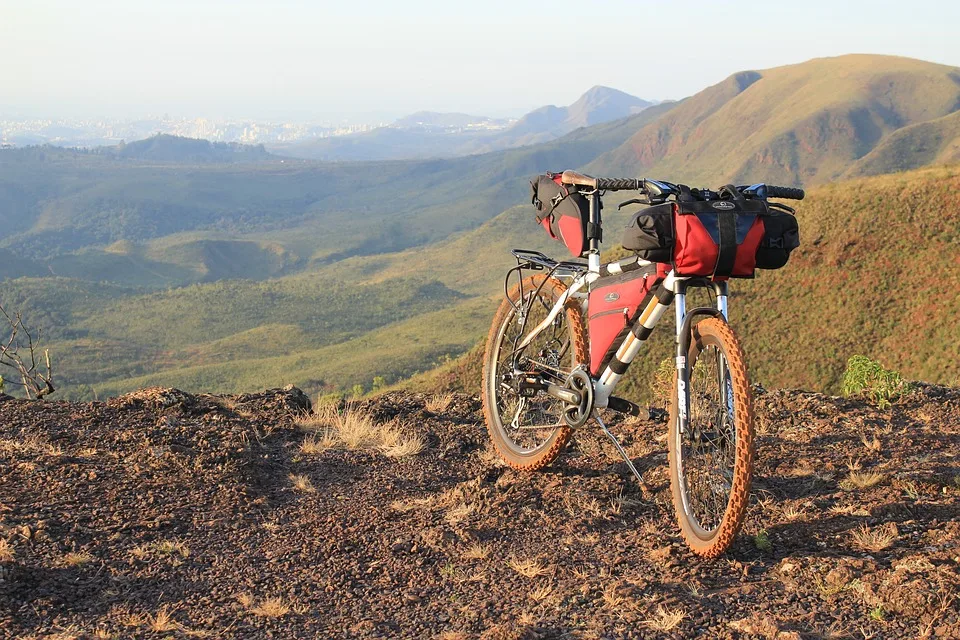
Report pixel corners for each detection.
[673,200,766,278]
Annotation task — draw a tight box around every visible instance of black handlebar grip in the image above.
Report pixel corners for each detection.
[765,185,805,200]
[596,177,642,191]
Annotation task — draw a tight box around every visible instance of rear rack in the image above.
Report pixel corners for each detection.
[511,249,588,278]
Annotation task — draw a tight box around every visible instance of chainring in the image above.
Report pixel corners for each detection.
[562,368,594,428]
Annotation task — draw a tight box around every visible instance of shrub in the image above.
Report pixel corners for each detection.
[651,357,675,407]
[841,355,910,409]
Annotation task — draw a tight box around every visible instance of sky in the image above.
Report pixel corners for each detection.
[2,0,959,123]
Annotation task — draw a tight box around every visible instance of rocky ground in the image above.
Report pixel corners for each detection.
[0,383,958,639]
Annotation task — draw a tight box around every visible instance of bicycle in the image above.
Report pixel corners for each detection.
[481,170,803,557]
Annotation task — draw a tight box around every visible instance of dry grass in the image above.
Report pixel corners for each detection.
[571,565,591,581]
[445,503,476,526]
[115,608,147,628]
[601,582,628,609]
[839,470,885,491]
[63,551,94,567]
[249,597,291,618]
[293,403,340,432]
[152,540,190,557]
[149,607,178,633]
[850,522,898,552]
[507,556,550,579]
[301,406,426,457]
[336,408,381,449]
[379,422,427,458]
[382,433,427,458]
[644,605,686,632]
[0,538,13,562]
[0,433,63,457]
[859,432,882,453]
[289,474,316,493]
[425,393,454,414]
[462,542,492,561]
[528,582,554,603]
[390,496,434,512]
[300,429,338,454]
[236,593,256,609]
[781,504,808,522]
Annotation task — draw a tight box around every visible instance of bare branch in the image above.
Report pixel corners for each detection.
[0,302,55,399]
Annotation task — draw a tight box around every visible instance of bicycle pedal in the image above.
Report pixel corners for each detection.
[607,396,648,419]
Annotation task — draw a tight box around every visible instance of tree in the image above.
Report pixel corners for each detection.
[0,303,55,399]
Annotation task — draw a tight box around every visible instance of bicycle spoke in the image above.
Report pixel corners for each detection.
[679,344,736,533]
[491,285,576,453]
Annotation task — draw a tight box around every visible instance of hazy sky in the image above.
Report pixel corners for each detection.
[2,0,958,122]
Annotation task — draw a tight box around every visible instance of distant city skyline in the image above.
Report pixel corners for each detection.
[2,0,958,121]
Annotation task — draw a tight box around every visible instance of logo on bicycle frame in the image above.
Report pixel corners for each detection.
[712,201,736,210]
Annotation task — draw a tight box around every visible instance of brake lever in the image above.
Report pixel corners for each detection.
[617,197,650,210]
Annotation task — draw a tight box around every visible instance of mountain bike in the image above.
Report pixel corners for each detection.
[481,170,803,557]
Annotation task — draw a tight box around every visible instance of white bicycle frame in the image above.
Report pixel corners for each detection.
[515,263,728,408]
[514,189,731,424]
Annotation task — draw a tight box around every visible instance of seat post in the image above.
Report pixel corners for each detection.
[588,192,601,273]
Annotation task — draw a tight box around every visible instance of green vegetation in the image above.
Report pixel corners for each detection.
[753,530,773,553]
[841,356,911,409]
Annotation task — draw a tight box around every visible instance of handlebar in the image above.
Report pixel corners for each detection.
[596,177,643,191]
[763,185,805,200]
[558,171,805,201]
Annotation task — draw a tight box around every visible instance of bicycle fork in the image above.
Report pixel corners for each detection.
[591,278,731,491]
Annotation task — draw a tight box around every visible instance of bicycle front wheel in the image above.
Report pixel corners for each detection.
[667,317,755,558]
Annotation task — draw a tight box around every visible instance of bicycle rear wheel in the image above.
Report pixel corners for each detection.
[481,275,588,471]
[667,317,754,558]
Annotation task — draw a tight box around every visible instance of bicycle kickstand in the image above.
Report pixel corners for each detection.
[594,411,652,499]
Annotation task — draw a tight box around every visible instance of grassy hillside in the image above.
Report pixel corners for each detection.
[590,55,960,187]
[844,110,960,177]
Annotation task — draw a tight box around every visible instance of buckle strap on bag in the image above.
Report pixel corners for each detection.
[587,221,602,242]
[713,184,741,277]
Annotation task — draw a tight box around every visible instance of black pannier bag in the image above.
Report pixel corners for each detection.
[622,189,800,275]
[530,173,598,258]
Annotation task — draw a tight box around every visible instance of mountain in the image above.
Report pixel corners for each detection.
[275,87,653,161]
[500,86,653,147]
[589,54,960,187]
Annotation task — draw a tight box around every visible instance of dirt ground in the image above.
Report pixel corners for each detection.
[0,383,958,639]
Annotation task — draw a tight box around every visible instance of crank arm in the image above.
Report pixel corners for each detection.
[518,374,581,406]
[545,384,580,406]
